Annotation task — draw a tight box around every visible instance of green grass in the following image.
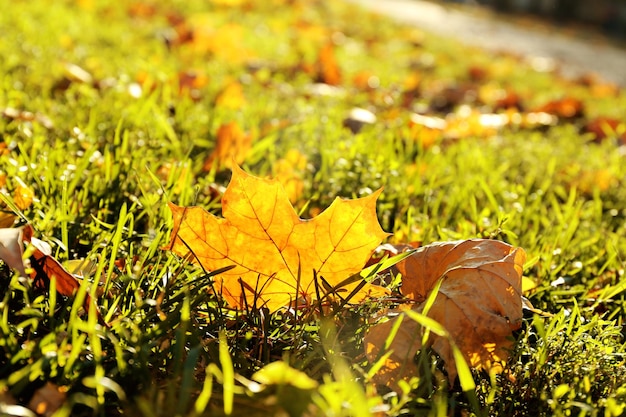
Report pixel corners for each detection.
[1,0,626,415]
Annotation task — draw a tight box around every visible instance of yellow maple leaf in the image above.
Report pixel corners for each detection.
[365,239,525,387]
[167,165,390,311]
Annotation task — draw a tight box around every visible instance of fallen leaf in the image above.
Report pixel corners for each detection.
[0,225,109,326]
[534,97,584,119]
[0,211,17,228]
[178,70,209,100]
[214,80,247,109]
[428,83,477,113]
[203,121,252,171]
[315,42,342,86]
[0,227,28,276]
[352,71,380,91]
[27,382,66,417]
[13,183,35,210]
[467,65,489,82]
[365,239,525,387]
[189,20,251,63]
[494,90,524,111]
[22,225,82,297]
[583,116,626,145]
[0,385,16,405]
[167,165,389,311]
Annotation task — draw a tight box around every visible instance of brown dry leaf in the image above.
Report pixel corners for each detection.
[583,116,626,145]
[22,225,82,297]
[365,239,525,387]
[27,382,66,417]
[534,97,584,119]
[467,65,489,82]
[0,212,17,228]
[20,225,108,326]
[178,70,209,100]
[167,165,389,311]
[203,121,252,171]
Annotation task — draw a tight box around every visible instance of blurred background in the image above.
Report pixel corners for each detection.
[450,0,626,38]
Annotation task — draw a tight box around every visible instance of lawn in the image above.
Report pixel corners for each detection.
[1,0,626,416]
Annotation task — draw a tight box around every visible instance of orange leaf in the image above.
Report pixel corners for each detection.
[365,239,525,387]
[352,71,379,91]
[203,121,252,171]
[22,225,80,297]
[22,225,108,326]
[315,42,342,86]
[29,246,81,297]
[534,97,584,119]
[167,165,390,311]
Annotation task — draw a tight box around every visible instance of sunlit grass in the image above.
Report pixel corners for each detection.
[1,0,626,415]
